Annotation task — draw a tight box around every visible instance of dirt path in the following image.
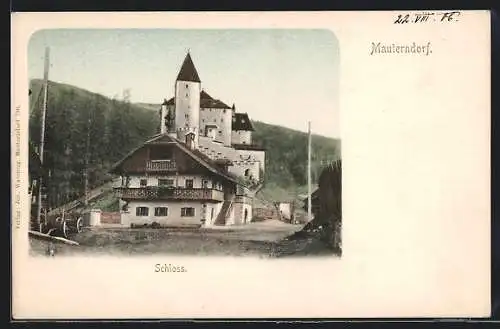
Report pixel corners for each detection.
[29,224,336,258]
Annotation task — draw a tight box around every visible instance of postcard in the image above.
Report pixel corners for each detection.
[11,11,490,319]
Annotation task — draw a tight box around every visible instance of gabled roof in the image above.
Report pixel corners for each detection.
[163,90,231,109]
[109,134,244,186]
[200,90,213,100]
[232,113,255,131]
[176,53,201,83]
[200,90,231,109]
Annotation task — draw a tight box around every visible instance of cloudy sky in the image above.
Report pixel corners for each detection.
[28,29,340,138]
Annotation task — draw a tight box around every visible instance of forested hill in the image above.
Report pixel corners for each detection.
[29,79,340,208]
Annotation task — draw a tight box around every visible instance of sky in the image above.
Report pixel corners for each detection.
[28,29,340,138]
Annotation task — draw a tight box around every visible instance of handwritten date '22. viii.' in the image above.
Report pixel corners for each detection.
[394,11,461,24]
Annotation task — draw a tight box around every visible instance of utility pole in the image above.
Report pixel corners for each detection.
[307,121,312,222]
[84,101,92,206]
[36,46,50,232]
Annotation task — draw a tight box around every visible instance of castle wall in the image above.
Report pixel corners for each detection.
[200,107,232,146]
[231,130,252,145]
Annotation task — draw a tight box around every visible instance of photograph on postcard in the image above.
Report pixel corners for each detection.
[27,29,341,258]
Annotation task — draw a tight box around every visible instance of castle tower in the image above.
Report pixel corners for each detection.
[175,52,201,148]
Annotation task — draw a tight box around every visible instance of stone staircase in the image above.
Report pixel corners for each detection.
[214,199,233,226]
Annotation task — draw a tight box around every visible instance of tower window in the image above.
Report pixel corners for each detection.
[186,93,188,97]
[221,118,224,123]
[213,119,216,122]
[185,84,188,88]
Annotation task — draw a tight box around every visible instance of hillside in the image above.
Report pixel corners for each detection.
[29,79,340,210]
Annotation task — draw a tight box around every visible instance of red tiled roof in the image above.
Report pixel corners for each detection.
[163,90,231,109]
[232,113,255,131]
[200,89,213,100]
[176,53,201,83]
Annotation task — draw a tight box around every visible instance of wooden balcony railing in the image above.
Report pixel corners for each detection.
[145,160,177,172]
[115,187,224,202]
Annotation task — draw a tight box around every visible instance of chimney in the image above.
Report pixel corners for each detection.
[160,100,168,134]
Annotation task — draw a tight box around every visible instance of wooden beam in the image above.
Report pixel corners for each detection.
[28,230,80,246]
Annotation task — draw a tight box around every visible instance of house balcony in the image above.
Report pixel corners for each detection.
[115,187,225,202]
[145,160,177,172]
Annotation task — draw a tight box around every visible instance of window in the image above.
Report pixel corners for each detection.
[185,84,188,88]
[223,109,226,114]
[154,207,168,216]
[244,169,250,177]
[186,93,188,97]
[221,118,224,123]
[213,118,216,122]
[158,179,174,187]
[185,179,194,188]
[181,207,195,217]
[136,207,149,216]
[202,180,209,188]
[219,130,222,134]
[244,209,248,222]
[140,179,147,187]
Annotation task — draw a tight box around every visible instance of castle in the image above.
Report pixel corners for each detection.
[110,53,266,227]
[160,52,265,182]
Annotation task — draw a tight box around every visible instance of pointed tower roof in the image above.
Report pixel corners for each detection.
[176,52,201,83]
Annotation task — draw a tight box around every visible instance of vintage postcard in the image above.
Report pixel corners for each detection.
[11,11,490,319]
